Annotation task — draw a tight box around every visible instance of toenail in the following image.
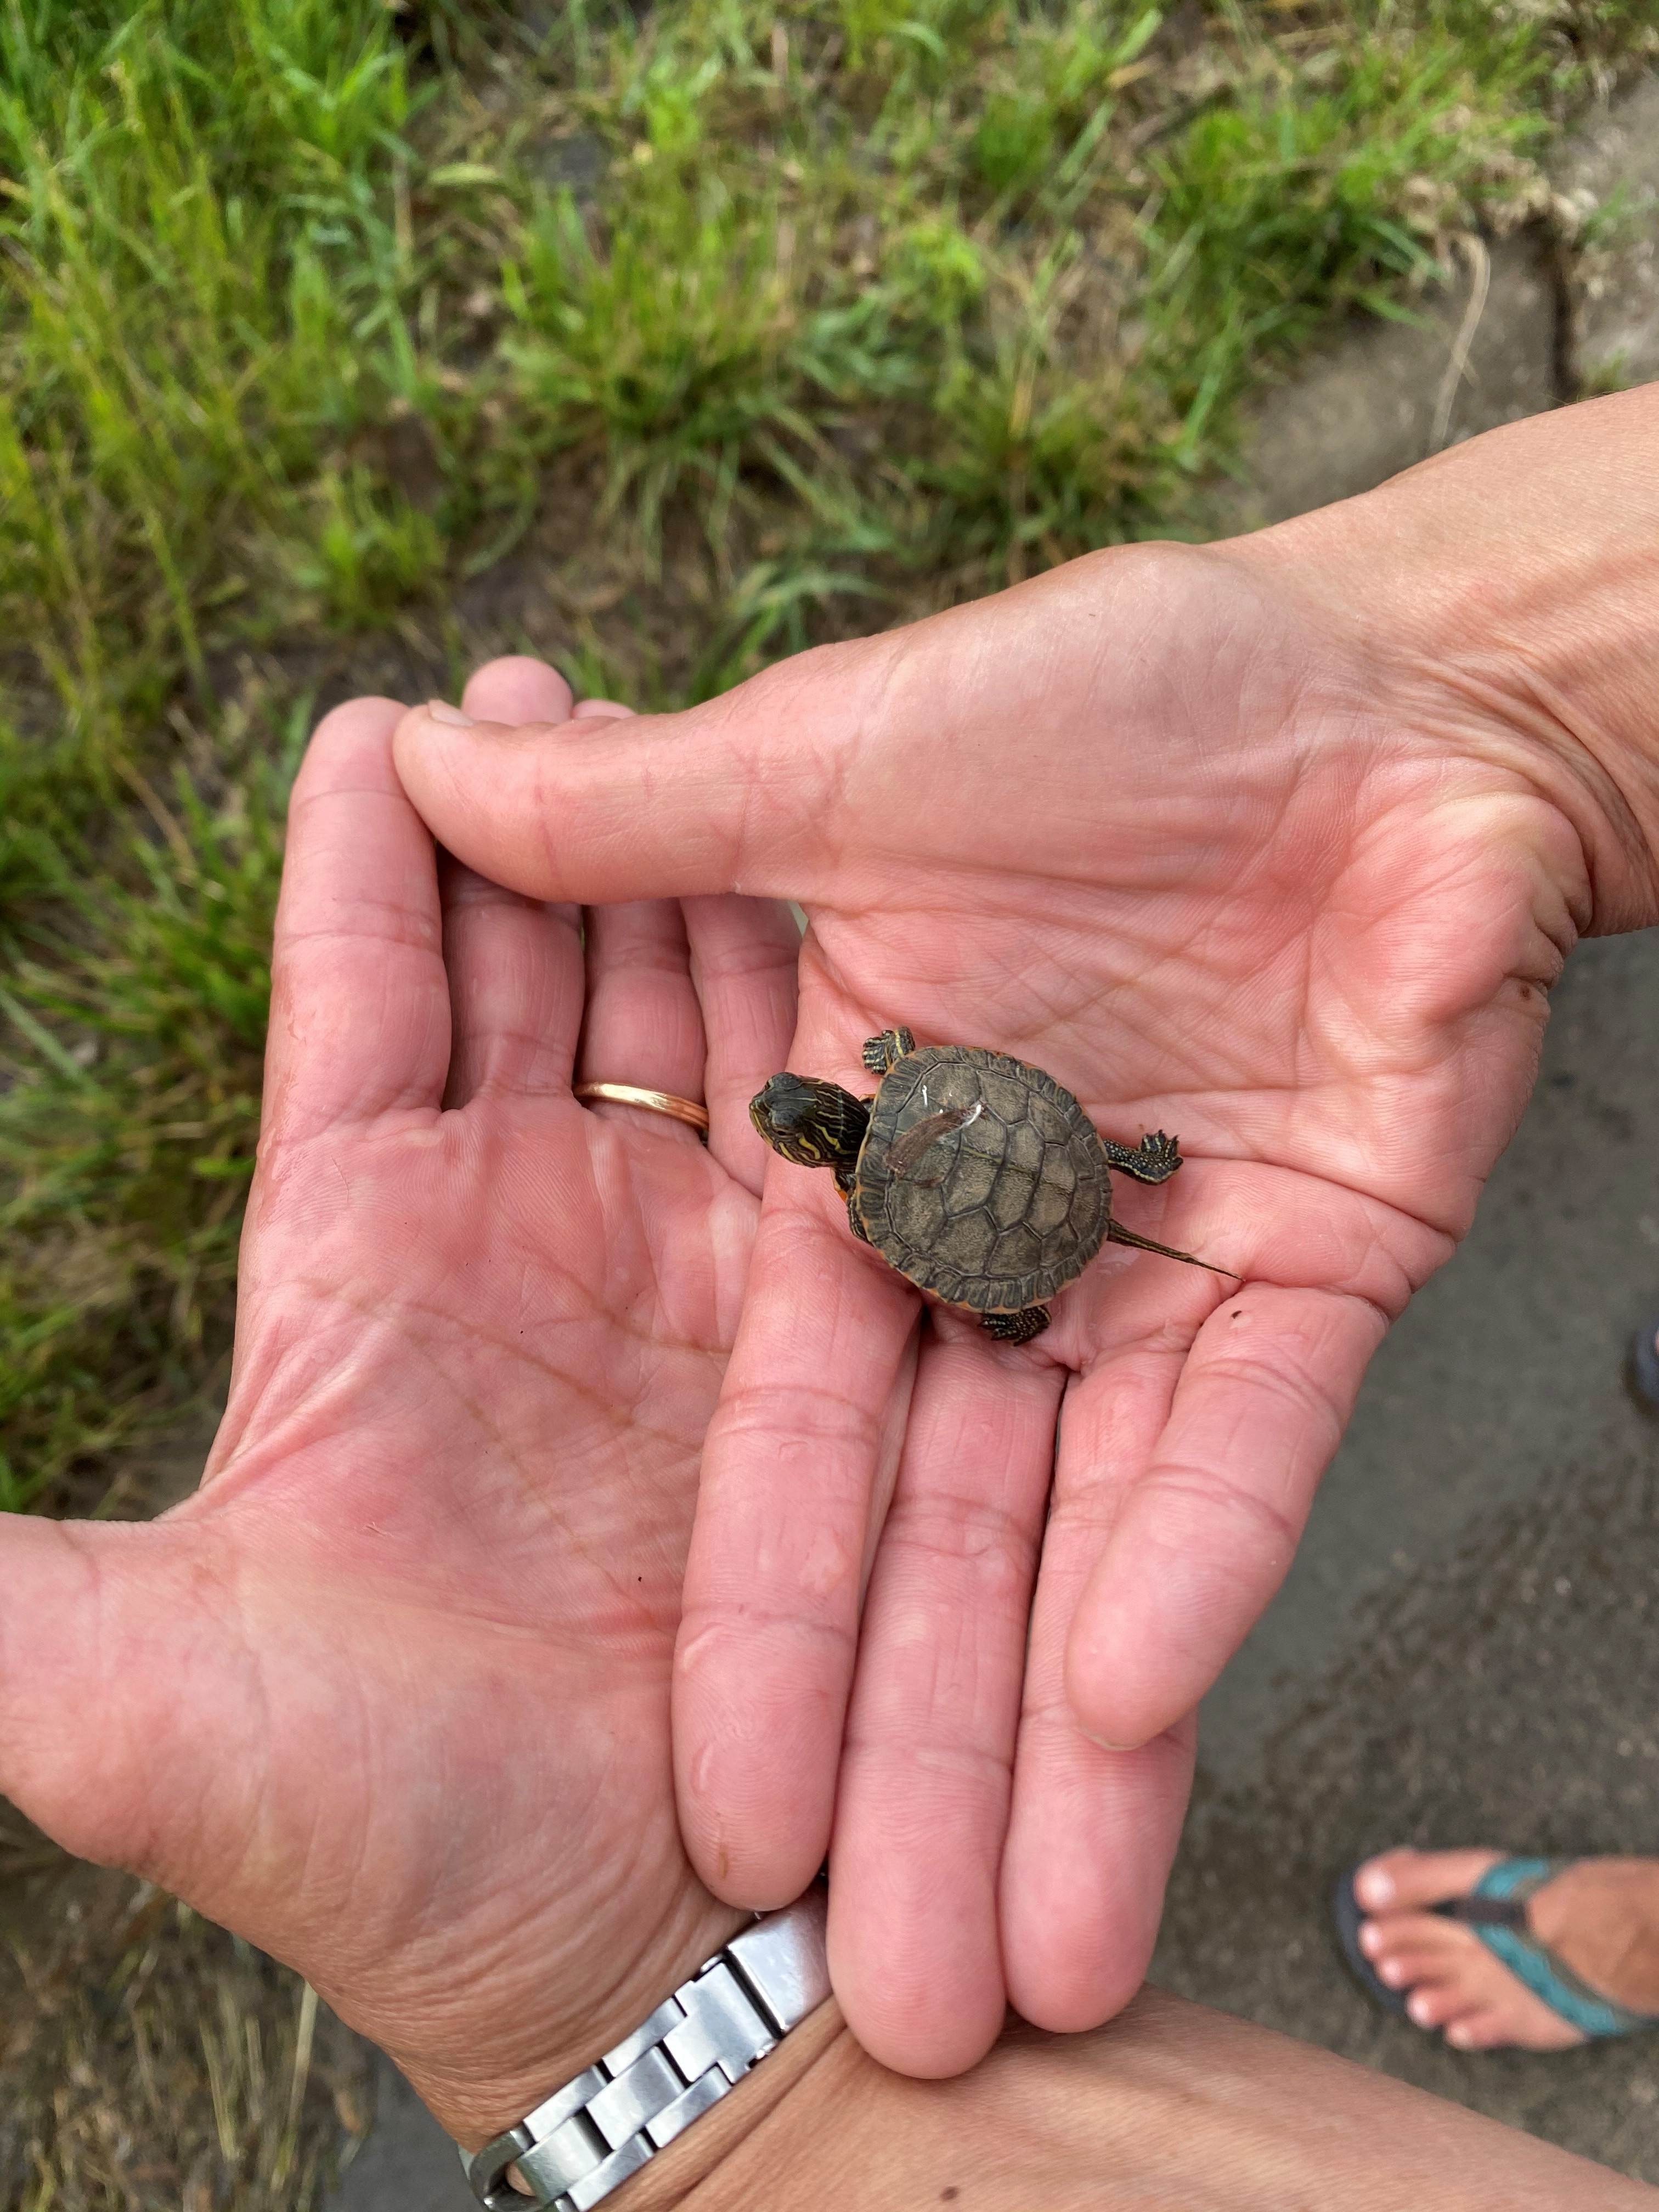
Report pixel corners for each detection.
[1356,1867,1395,1908]
[425,699,475,727]
[1379,1960,1406,1987]
[1358,1922,1383,1957]
[1446,2022,1472,2048]
[1408,1994,1435,2027]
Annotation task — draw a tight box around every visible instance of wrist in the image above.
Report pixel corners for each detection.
[430,1885,834,2212]
[596,1999,848,2212]
[1237,385,1659,937]
[393,1885,748,2152]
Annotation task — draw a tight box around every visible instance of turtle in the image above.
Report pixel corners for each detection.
[749,1026,1237,1346]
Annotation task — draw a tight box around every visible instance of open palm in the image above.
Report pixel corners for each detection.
[0,657,799,2143]
[396,527,1592,2075]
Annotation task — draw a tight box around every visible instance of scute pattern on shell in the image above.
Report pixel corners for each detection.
[854,1045,1111,1311]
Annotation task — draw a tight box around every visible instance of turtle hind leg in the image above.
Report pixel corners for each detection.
[1101,1129,1181,1184]
[983,1305,1050,1345]
[862,1026,916,1075]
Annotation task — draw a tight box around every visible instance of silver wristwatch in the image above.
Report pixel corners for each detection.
[461,1886,830,2210]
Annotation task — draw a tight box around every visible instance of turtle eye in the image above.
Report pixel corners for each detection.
[752,1079,819,1161]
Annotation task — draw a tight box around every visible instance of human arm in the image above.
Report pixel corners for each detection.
[595,1987,1651,2212]
[390,385,1659,2076]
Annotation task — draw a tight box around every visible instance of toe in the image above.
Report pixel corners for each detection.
[1444,2009,1513,2051]
[1359,1906,1471,1960]
[1406,1978,1479,2033]
[1353,1846,1504,1914]
[1368,1940,1454,1992]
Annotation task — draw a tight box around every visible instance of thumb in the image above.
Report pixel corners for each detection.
[0,1513,263,1889]
[392,634,895,907]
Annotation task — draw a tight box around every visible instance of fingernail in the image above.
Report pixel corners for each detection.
[425,699,475,727]
[1356,1867,1394,1909]
[1080,1726,1137,1753]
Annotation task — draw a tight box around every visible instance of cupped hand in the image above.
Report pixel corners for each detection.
[391,398,1653,2076]
[0,656,802,2142]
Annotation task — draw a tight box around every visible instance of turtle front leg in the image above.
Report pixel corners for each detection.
[1101,1129,1181,1184]
[842,1182,872,1244]
[861,1026,916,1075]
[982,1305,1050,1345]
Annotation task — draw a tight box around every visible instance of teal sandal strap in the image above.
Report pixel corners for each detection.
[1458,1859,1654,2040]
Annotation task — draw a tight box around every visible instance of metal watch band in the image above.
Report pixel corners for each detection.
[462,1886,830,2211]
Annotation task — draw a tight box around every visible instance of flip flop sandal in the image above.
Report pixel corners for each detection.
[1333,1857,1659,2041]
[1628,1313,1659,1414]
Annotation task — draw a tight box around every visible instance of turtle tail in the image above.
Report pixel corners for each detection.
[1106,1219,1242,1283]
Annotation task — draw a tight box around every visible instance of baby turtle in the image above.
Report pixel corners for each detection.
[750,1026,1237,1345]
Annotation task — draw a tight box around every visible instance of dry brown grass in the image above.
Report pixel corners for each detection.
[0,1807,373,2212]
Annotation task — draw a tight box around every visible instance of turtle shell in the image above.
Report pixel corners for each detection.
[853,1045,1110,1313]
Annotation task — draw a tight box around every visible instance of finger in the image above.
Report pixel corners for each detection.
[674,1194,918,1907]
[266,697,449,1143]
[462,655,575,726]
[998,1318,1201,2030]
[550,700,707,1136]
[1064,1283,1387,1751]
[1000,1278,1383,2030]
[684,895,801,1193]
[579,899,706,1132]
[440,659,585,1105]
[392,553,1200,911]
[392,636,893,905]
[829,1324,1064,2076]
[1002,1706,1197,2032]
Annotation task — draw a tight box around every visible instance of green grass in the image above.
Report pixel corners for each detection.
[1,0,1656,1520]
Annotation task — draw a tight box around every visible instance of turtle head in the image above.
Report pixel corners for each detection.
[749,1073,868,1176]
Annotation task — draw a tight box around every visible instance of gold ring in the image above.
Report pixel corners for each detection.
[574,1081,710,1134]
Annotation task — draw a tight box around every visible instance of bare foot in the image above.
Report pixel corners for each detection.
[1353,1849,1659,2051]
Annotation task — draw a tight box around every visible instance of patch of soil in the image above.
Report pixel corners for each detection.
[0,1804,373,2212]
